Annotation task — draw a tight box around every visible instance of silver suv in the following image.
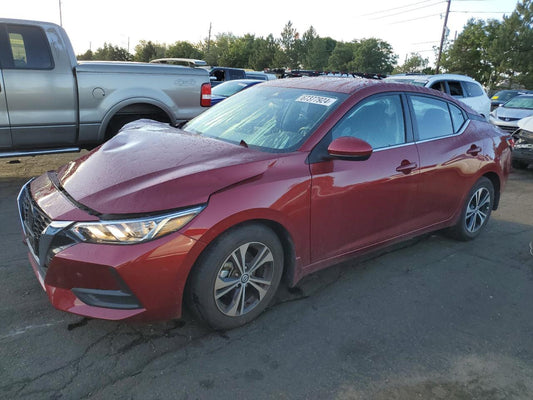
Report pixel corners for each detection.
[385,74,491,120]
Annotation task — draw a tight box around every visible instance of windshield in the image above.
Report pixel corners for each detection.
[184,86,346,152]
[212,80,258,97]
[504,96,533,110]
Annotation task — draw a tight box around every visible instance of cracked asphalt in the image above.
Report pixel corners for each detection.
[1,153,532,400]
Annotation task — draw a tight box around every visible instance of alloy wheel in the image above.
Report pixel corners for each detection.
[213,241,275,317]
[465,187,491,233]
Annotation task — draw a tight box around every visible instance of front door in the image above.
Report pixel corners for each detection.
[309,93,420,263]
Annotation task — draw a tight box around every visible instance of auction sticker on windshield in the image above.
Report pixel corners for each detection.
[296,94,337,106]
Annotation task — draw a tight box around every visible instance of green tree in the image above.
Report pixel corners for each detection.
[228,34,256,68]
[279,21,301,69]
[350,38,397,74]
[299,26,336,71]
[304,37,336,70]
[249,35,279,70]
[440,19,494,84]
[393,53,430,74]
[327,42,356,72]
[166,41,203,59]
[210,33,238,66]
[77,49,94,60]
[133,40,166,62]
[93,43,132,61]
[489,0,533,88]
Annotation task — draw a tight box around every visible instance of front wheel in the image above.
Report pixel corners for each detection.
[448,177,494,241]
[186,224,284,330]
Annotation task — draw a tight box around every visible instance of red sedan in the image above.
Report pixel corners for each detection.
[18,78,512,330]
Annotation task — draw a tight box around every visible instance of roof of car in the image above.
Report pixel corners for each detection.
[264,77,383,94]
[386,73,479,83]
[262,76,455,96]
[259,77,478,114]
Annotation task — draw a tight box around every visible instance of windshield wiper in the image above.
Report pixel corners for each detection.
[239,139,248,148]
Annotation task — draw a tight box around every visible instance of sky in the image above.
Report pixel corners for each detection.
[3,0,519,65]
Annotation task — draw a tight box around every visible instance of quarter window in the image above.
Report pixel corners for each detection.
[411,96,456,140]
[330,95,406,149]
[449,103,466,132]
[5,25,53,70]
[463,81,484,97]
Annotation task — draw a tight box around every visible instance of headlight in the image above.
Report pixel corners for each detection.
[70,205,204,244]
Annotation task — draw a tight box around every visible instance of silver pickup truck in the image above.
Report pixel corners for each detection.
[0,18,211,157]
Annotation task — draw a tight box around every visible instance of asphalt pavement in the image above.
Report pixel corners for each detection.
[1,154,532,400]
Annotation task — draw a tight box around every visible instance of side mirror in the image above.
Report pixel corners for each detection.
[327,136,373,161]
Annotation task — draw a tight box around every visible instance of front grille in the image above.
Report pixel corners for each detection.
[498,125,518,134]
[19,186,51,258]
[498,117,521,122]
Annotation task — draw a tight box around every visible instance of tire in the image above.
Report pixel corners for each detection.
[186,224,284,330]
[448,177,494,241]
[512,159,529,170]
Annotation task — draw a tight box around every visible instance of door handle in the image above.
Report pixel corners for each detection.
[396,160,418,174]
[466,145,482,156]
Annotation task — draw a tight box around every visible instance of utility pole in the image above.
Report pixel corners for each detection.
[207,22,212,57]
[435,0,451,74]
[59,0,63,26]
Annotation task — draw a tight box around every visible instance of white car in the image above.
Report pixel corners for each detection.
[489,94,533,134]
[385,74,491,120]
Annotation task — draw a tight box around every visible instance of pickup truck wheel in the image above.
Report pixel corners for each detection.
[105,110,170,140]
[186,224,284,330]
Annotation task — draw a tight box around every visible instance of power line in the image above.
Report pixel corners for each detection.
[361,0,441,17]
[370,1,445,20]
[389,13,443,25]
[451,10,513,14]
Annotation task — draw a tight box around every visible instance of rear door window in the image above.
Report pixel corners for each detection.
[5,24,53,69]
[429,81,446,93]
[410,95,457,140]
[447,81,464,97]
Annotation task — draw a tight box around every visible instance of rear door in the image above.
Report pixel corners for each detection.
[0,23,77,149]
[408,94,482,225]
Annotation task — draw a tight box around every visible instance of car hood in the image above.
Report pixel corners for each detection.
[57,121,278,215]
[495,107,533,120]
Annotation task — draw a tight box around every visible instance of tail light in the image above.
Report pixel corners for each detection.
[201,83,211,107]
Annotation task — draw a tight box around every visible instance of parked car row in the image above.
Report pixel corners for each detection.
[490,89,532,110]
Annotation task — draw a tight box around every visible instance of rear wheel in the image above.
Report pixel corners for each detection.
[448,177,494,241]
[105,105,170,140]
[186,224,284,330]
